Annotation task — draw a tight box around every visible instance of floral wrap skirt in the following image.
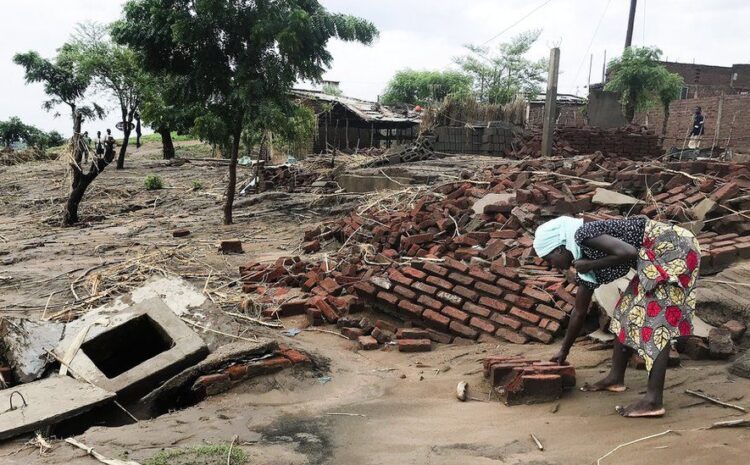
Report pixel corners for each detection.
[609,220,700,372]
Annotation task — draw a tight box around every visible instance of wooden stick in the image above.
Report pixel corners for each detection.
[326,412,366,417]
[709,418,750,428]
[227,435,238,465]
[181,318,258,342]
[65,438,142,465]
[530,433,544,451]
[685,389,747,412]
[596,430,674,465]
[225,311,283,328]
[304,327,350,339]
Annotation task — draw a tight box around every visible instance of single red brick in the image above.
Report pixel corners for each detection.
[319,277,341,294]
[353,281,377,296]
[427,275,454,291]
[522,326,553,343]
[495,327,529,344]
[503,374,562,405]
[396,328,431,339]
[710,182,739,202]
[375,319,398,333]
[342,327,365,340]
[401,233,434,248]
[463,301,492,318]
[523,286,554,303]
[398,338,432,352]
[279,349,310,364]
[388,269,414,287]
[418,294,443,310]
[423,262,449,277]
[376,291,399,307]
[394,284,417,300]
[226,364,248,381]
[468,267,496,283]
[443,256,469,273]
[447,272,474,287]
[505,294,536,310]
[491,313,523,330]
[544,320,561,333]
[492,229,517,239]
[306,307,323,326]
[371,327,394,344]
[475,281,503,296]
[423,309,451,329]
[555,286,576,306]
[536,304,566,321]
[193,373,231,395]
[412,281,438,295]
[442,305,470,323]
[479,296,508,313]
[449,321,479,339]
[480,239,507,260]
[315,299,340,323]
[402,266,427,280]
[510,307,541,325]
[490,262,517,280]
[497,277,523,293]
[453,285,479,302]
[358,335,379,350]
[397,300,424,318]
[469,316,496,334]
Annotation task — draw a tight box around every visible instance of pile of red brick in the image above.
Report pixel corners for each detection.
[239,155,750,348]
[483,356,576,405]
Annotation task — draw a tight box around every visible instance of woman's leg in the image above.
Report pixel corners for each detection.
[617,346,670,417]
[582,338,632,391]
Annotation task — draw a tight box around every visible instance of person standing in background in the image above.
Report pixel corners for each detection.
[688,107,705,149]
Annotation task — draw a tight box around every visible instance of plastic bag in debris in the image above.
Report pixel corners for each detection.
[287,155,298,165]
[238,156,253,166]
[282,328,302,337]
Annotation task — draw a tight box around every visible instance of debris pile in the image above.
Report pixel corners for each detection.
[239,155,750,348]
[483,356,576,405]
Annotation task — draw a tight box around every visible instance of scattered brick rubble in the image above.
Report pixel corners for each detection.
[239,154,750,351]
[483,356,576,405]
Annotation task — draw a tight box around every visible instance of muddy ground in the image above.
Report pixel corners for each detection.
[1,142,749,465]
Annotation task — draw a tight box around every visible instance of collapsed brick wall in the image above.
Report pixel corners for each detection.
[432,125,514,155]
[556,127,661,157]
[527,103,586,129]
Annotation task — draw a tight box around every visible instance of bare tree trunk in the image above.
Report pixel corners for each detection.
[116,107,136,169]
[158,127,175,159]
[64,112,115,225]
[223,127,241,225]
[660,103,670,146]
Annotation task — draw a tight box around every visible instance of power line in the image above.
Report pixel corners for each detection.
[571,0,613,91]
[480,0,554,46]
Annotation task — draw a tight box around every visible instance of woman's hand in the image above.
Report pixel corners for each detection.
[550,348,569,365]
[572,259,595,274]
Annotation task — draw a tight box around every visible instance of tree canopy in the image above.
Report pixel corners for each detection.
[454,30,547,105]
[605,46,684,123]
[112,0,378,224]
[380,69,472,106]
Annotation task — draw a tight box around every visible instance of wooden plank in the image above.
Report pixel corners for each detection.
[0,376,114,440]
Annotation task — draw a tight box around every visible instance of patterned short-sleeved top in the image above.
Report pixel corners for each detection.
[574,217,647,289]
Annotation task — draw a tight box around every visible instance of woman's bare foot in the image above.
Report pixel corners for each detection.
[580,375,627,392]
[615,398,665,417]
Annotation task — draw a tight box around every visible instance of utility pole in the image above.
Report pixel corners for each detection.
[542,47,560,158]
[587,53,593,89]
[602,50,607,83]
[625,0,637,49]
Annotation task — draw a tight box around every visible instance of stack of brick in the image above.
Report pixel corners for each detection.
[353,258,568,344]
[697,232,750,274]
[483,356,576,405]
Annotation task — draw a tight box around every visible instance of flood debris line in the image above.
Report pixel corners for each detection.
[483,356,576,405]
[237,154,750,352]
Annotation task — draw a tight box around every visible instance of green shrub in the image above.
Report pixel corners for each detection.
[191,180,203,190]
[144,174,164,190]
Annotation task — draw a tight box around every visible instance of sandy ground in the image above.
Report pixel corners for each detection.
[1,143,749,465]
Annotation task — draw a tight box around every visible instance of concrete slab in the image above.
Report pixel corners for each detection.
[472,193,515,215]
[0,318,65,383]
[337,174,412,193]
[592,188,643,206]
[0,375,114,440]
[54,297,208,398]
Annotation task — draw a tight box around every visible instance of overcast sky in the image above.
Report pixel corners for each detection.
[1,0,748,135]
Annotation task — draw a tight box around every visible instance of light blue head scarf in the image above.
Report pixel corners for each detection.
[533,217,597,284]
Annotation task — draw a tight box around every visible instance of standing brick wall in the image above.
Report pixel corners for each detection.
[635,94,750,151]
[527,103,585,129]
[556,127,661,157]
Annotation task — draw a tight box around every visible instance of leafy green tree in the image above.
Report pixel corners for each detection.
[14,45,107,225]
[454,30,547,104]
[113,0,378,224]
[138,74,196,159]
[380,69,472,106]
[46,130,67,147]
[604,47,683,124]
[655,68,684,142]
[0,117,29,149]
[70,22,145,169]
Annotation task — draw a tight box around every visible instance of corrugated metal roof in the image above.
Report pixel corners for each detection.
[291,89,421,125]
